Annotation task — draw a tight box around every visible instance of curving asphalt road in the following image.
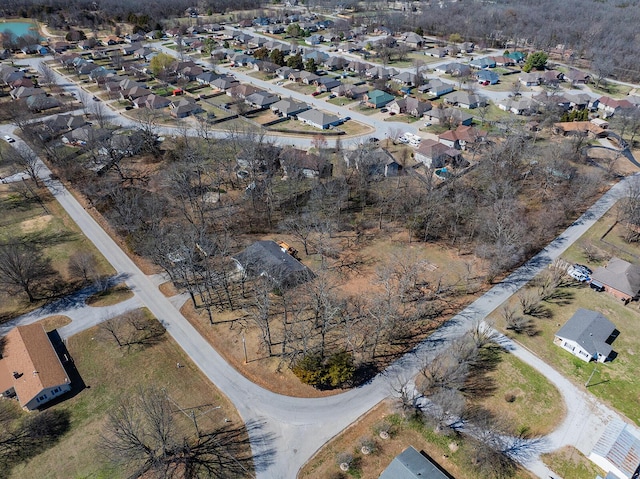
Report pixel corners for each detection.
[4,115,639,477]
[4,52,640,478]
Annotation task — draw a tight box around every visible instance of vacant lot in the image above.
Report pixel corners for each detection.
[0,182,113,321]
[10,309,249,479]
[542,446,605,479]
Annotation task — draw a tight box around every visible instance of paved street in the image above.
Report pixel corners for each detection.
[2,51,638,478]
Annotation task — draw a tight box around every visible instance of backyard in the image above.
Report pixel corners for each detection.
[9,310,250,479]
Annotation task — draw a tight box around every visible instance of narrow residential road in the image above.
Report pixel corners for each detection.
[4,111,639,477]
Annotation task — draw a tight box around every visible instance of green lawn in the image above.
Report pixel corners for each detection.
[542,446,605,479]
[0,183,114,321]
[9,311,249,479]
[490,211,640,425]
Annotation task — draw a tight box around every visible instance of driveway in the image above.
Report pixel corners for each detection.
[4,58,640,478]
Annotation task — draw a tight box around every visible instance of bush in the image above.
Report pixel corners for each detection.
[292,351,356,389]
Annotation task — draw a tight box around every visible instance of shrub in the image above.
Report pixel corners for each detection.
[292,351,356,389]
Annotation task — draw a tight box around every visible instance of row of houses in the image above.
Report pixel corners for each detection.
[2,65,62,112]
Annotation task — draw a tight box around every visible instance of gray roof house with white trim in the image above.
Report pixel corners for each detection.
[553,309,618,363]
[297,109,341,129]
[379,446,451,479]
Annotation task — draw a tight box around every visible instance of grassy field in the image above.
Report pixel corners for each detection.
[490,211,640,425]
[0,182,114,321]
[479,352,564,436]
[541,446,605,479]
[85,283,133,307]
[10,309,249,479]
[299,399,537,479]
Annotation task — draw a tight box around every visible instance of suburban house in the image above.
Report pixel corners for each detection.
[444,91,481,109]
[564,68,590,85]
[415,139,464,168]
[227,84,261,100]
[279,148,333,178]
[276,66,293,79]
[401,32,425,48]
[366,66,398,80]
[554,309,618,363]
[170,98,203,118]
[596,96,635,117]
[438,125,487,150]
[296,109,341,129]
[211,76,239,91]
[364,90,395,108]
[392,72,417,86]
[469,57,496,69]
[315,77,341,92]
[332,84,369,100]
[305,34,324,45]
[505,51,525,63]
[519,72,541,86]
[425,47,448,58]
[388,97,432,117]
[233,240,314,288]
[553,121,607,138]
[344,147,402,177]
[475,70,499,85]
[133,93,171,110]
[589,419,640,479]
[591,257,640,301]
[435,63,471,77]
[498,98,537,115]
[379,446,452,479]
[419,79,455,98]
[424,108,473,126]
[270,99,309,118]
[0,324,71,411]
[245,91,280,108]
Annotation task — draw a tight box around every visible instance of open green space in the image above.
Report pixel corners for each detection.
[9,310,249,479]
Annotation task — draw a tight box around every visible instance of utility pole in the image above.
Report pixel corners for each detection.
[242,334,248,364]
[585,363,598,387]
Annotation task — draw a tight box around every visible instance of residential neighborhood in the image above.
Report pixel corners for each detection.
[2,1,640,479]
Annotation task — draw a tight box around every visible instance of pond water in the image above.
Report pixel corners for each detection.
[0,21,40,39]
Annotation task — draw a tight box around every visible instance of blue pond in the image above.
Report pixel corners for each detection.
[0,21,41,39]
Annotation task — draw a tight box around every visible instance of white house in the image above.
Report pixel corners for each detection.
[553,309,618,363]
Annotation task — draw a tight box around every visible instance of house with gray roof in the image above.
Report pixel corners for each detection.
[554,309,618,363]
[233,240,314,289]
[444,91,482,109]
[591,257,640,301]
[245,91,280,108]
[590,419,640,479]
[270,99,309,117]
[297,109,341,129]
[379,446,451,479]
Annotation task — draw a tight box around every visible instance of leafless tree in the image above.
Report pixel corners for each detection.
[6,144,43,186]
[0,241,57,302]
[37,62,57,89]
[68,251,100,285]
[101,387,252,479]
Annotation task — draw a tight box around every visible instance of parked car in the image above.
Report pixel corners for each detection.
[380,108,388,113]
[3,135,15,143]
[590,281,605,292]
[92,96,100,101]
[424,122,432,127]
[311,91,320,96]
[567,265,589,282]
[368,137,379,143]
[342,116,351,121]
[328,94,336,99]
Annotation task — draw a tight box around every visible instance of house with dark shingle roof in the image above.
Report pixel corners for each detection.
[233,240,314,289]
[0,324,71,410]
[380,446,452,479]
[554,309,618,363]
[591,257,640,301]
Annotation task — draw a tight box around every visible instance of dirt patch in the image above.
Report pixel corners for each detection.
[180,300,344,398]
[20,214,53,233]
[298,400,535,479]
[37,315,72,332]
[159,281,181,297]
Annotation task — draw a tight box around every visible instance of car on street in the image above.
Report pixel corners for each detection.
[3,135,15,143]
